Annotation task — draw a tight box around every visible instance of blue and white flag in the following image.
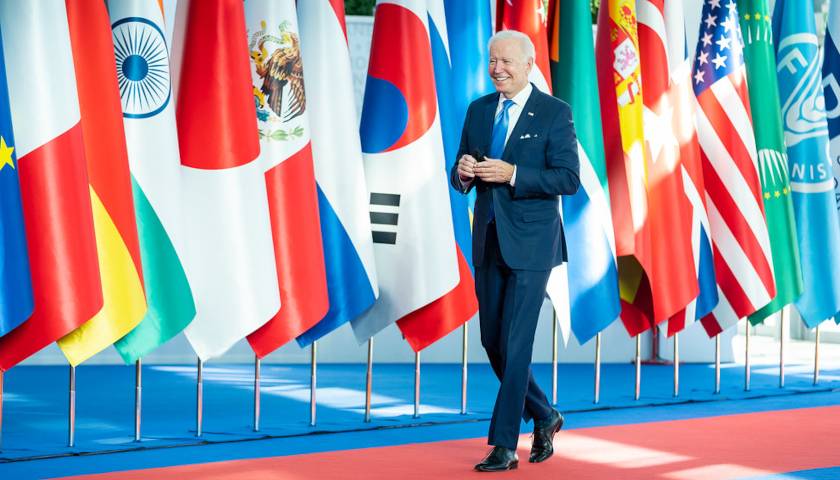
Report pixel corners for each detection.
[775,0,840,327]
[296,0,379,346]
[826,0,840,214]
[0,27,33,337]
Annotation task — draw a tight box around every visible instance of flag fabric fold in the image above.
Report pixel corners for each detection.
[774,0,840,328]
[596,0,655,336]
[691,0,776,336]
[0,1,103,370]
[57,0,148,366]
[654,0,719,336]
[108,0,197,363]
[549,0,620,344]
[174,0,281,360]
[0,27,34,338]
[353,0,459,345]
[824,0,840,324]
[738,0,803,326]
[295,0,379,347]
[391,0,482,353]
[244,0,330,356]
[637,0,700,333]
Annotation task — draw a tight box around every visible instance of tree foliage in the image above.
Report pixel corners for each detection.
[345,0,375,16]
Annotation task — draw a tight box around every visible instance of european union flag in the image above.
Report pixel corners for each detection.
[0,28,34,336]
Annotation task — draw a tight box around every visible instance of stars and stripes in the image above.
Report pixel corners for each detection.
[691,0,775,334]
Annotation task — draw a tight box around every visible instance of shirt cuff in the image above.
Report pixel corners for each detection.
[509,165,517,186]
[459,176,473,192]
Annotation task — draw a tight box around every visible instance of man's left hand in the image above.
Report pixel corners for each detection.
[474,159,514,184]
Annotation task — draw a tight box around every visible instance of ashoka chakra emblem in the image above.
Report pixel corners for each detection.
[112,17,171,119]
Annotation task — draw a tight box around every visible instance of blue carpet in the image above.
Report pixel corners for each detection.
[1,361,839,479]
[743,467,840,479]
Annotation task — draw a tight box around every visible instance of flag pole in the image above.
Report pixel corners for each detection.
[460,322,468,415]
[715,334,721,394]
[594,333,601,404]
[310,341,317,427]
[673,332,679,397]
[552,310,558,405]
[634,335,641,400]
[196,357,203,437]
[134,359,142,442]
[364,338,373,423]
[69,365,76,447]
[814,324,821,385]
[413,350,420,419]
[253,355,260,432]
[779,308,786,388]
[745,322,751,392]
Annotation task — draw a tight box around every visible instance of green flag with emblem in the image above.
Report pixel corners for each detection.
[738,0,803,324]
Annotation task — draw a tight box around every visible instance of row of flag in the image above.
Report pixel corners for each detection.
[0,0,484,372]
[494,0,840,345]
[0,0,839,373]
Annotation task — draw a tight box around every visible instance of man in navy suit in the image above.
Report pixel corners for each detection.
[451,30,580,472]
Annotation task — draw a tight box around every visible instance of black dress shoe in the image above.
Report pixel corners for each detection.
[475,446,519,472]
[529,409,564,463]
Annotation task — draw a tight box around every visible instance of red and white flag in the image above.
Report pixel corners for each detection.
[637,0,699,327]
[0,1,103,370]
[173,0,281,360]
[244,0,330,356]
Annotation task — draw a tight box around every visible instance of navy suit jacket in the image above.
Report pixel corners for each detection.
[450,86,580,271]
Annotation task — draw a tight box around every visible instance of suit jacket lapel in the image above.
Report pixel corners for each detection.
[502,89,541,162]
[480,95,498,156]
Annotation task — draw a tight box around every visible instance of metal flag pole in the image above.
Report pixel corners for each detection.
[461,322,468,415]
[134,359,142,442]
[413,350,420,419]
[779,308,786,388]
[715,335,721,394]
[745,322,751,392]
[673,333,679,397]
[253,355,261,432]
[196,357,203,437]
[814,324,821,385]
[69,365,76,447]
[364,338,373,423]
[634,335,641,400]
[552,310,558,405]
[310,341,317,427]
[594,333,602,404]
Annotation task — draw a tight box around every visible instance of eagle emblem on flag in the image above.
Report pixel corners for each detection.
[249,20,306,136]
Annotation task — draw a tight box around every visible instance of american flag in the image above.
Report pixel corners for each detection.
[691,0,775,334]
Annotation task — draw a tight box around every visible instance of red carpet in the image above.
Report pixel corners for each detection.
[62,405,840,479]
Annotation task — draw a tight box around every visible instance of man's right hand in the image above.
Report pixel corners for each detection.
[457,154,478,182]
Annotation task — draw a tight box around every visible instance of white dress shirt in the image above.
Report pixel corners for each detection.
[493,82,532,186]
[461,83,533,190]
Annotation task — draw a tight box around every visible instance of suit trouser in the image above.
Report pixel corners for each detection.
[476,222,553,449]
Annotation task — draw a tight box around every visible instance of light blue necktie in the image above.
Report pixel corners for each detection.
[487,99,514,222]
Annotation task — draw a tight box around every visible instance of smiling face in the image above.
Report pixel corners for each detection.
[488,38,533,99]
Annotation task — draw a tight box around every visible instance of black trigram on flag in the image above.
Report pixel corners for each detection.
[369,192,400,244]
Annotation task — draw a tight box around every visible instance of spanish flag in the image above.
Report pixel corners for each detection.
[595,0,654,335]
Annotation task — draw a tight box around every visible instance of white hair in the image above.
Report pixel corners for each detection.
[488,30,536,62]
